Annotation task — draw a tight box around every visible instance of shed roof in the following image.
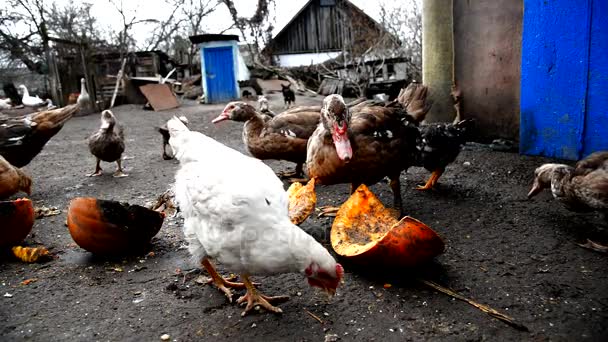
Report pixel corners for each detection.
[189,34,240,44]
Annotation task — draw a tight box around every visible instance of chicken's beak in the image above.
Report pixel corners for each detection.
[212,111,230,124]
[527,179,542,199]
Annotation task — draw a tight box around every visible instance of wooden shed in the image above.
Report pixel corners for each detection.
[265,0,394,67]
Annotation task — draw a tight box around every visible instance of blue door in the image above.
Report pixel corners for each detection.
[520,0,608,160]
[203,46,237,103]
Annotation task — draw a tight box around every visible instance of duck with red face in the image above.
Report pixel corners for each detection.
[306,93,426,216]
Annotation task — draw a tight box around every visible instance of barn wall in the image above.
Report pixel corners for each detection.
[452,0,523,141]
[271,0,382,55]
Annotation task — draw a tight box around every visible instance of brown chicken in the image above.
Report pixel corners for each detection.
[0,104,78,167]
[0,155,31,198]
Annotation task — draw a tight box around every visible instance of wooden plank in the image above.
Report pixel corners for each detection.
[139,84,179,111]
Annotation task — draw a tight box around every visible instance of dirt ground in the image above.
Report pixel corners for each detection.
[1,93,607,341]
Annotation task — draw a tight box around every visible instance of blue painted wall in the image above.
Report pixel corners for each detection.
[200,41,239,103]
[520,0,607,160]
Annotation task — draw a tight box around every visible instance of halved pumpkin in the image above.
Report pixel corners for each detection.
[0,198,35,247]
[331,184,445,267]
[67,197,164,255]
[287,178,316,225]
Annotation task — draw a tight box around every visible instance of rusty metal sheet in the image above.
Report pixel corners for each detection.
[139,84,179,111]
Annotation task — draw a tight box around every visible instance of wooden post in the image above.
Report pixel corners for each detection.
[110,57,127,109]
[44,45,61,106]
[422,0,456,122]
[79,45,97,112]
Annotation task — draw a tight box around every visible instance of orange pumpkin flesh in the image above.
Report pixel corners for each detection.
[287,178,316,225]
[67,197,164,255]
[331,184,445,267]
[0,198,35,247]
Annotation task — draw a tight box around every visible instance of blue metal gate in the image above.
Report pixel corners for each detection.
[203,46,237,103]
[520,0,607,160]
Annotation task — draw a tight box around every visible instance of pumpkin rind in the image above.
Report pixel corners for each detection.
[67,197,164,255]
[0,198,35,247]
[330,184,445,267]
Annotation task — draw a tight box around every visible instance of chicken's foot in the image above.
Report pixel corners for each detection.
[416,169,444,191]
[87,159,102,177]
[201,259,246,303]
[237,274,289,316]
[113,159,128,178]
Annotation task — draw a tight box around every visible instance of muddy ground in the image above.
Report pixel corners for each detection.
[1,93,607,341]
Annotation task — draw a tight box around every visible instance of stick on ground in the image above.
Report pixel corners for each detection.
[419,279,529,332]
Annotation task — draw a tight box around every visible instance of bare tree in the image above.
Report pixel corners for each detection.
[108,0,158,57]
[46,2,107,46]
[221,0,275,65]
[144,2,185,52]
[379,0,422,80]
[0,0,50,73]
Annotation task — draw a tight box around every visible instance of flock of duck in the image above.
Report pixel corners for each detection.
[0,80,606,314]
[1,80,606,239]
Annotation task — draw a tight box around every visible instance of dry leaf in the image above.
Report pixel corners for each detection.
[21,278,38,285]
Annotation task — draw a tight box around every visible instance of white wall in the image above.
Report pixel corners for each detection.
[275,52,341,67]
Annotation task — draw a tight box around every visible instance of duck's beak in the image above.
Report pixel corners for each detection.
[212,111,230,124]
[331,122,352,162]
[100,119,111,129]
[527,179,542,198]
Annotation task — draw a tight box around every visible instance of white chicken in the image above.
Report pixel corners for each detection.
[18,85,46,107]
[167,117,343,316]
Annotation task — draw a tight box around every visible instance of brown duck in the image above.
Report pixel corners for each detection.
[212,101,320,178]
[0,104,78,167]
[306,90,429,216]
[87,110,127,177]
[528,151,608,252]
[528,151,608,212]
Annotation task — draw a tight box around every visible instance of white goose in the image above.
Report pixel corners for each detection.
[77,78,90,108]
[18,85,46,107]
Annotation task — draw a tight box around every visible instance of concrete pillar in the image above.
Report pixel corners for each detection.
[422,0,455,122]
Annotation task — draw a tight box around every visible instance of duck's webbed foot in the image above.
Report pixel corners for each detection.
[277,163,307,182]
[113,159,128,178]
[87,159,102,177]
[416,169,444,191]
